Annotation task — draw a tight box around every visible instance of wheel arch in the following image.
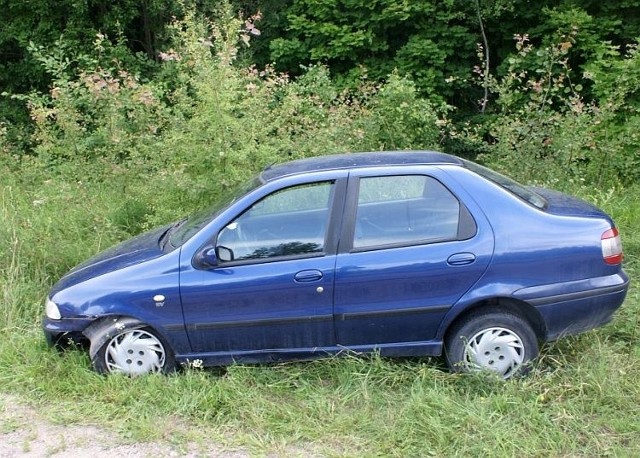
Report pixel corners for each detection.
[441,297,547,345]
[83,315,157,360]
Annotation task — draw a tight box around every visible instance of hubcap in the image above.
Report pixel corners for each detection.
[464,327,525,379]
[105,329,165,376]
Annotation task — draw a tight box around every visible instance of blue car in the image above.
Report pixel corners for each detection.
[43,151,629,378]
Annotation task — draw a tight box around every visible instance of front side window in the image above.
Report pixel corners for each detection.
[353,175,464,249]
[168,176,261,248]
[216,181,334,262]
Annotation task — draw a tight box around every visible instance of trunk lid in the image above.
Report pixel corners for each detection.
[532,187,614,223]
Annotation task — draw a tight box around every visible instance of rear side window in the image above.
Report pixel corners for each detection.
[461,159,547,209]
[353,175,475,250]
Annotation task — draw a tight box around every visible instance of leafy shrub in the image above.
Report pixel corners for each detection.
[471,31,640,188]
[0,5,446,330]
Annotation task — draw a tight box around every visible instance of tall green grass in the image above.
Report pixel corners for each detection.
[1,164,638,455]
[0,325,638,455]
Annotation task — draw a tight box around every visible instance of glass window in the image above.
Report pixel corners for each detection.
[461,159,547,209]
[167,176,261,248]
[353,175,461,249]
[358,175,425,203]
[216,182,333,262]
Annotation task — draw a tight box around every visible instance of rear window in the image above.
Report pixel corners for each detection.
[461,159,548,210]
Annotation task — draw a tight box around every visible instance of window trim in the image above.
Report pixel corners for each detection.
[461,159,548,210]
[350,235,462,253]
[211,251,327,268]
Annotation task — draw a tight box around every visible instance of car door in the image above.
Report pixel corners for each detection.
[180,176,347,354]
[333,168,494,347]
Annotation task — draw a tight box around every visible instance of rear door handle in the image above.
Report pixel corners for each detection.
[447,253,476,266]
[294,269,324,282]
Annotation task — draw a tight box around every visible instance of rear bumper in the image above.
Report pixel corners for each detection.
[513,272,630,341]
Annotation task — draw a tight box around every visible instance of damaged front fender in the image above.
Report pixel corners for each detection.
[83,316,145,360]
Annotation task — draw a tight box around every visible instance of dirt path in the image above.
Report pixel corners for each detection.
[0,394,247,457]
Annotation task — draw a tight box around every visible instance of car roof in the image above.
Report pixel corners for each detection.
[260,151,463,182]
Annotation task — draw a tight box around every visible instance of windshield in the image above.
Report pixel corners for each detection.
[167,176,262,248]
[461,159,548,210]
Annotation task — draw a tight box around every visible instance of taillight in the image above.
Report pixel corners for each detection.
[601,228,623,265]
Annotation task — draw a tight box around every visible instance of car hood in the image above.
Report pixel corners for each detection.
[50,224,171,295]
[532,187,613,221]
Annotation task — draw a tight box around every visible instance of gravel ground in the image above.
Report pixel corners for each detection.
[0,394,249,458]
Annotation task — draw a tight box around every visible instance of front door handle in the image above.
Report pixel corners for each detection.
[294,269,324,282]
[447,252,476,266]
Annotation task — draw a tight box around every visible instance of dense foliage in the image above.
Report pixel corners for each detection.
[1,2,638,299]
[1,0,640,185]
[3,1,640,114]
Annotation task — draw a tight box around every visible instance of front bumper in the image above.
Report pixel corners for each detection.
[42,316,94,347]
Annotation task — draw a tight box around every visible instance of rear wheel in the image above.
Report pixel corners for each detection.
[445,309,538,379]
[92,327,175,376]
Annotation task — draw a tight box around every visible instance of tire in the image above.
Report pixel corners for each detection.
[92,327,175,376]
[445,308,538,379]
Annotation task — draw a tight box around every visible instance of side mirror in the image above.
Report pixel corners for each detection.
[195,246,234,269]
[195,247,219,268]
[216,245,234,262]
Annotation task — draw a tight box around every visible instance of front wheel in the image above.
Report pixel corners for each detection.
[92,327,175,376]
[445,309,538,379]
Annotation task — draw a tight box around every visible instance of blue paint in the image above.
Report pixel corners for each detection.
[42,151,630,369]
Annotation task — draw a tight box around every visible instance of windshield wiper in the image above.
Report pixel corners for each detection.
[159,218,187,250]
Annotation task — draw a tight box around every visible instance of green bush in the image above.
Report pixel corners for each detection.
[467,32,640,188]
[0,6,445,331]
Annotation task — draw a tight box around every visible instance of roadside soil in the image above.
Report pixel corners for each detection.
[0,394,248,458]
